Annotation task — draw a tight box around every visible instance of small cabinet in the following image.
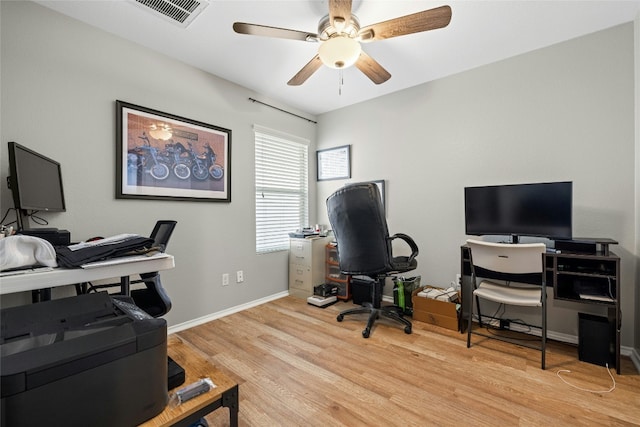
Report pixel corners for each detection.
[325,243,350,300]
[288,237,329,299]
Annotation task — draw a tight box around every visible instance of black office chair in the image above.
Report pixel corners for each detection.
[327,182,419,338]
[129,220,177,317]
[85,220,177,317]
[148,220,177,253]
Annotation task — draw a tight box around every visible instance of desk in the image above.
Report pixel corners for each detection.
[460,244,621,373]
[0,253,175,299]
[141,335,239,427]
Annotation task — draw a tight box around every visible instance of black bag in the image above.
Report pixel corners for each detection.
[55,235,156,268]
[393,276,422,316]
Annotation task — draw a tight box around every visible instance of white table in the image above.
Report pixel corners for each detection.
[0,253,175,299]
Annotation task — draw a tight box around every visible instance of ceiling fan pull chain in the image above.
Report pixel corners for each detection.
[339,69,344,95]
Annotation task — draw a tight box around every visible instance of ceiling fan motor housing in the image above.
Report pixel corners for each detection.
[317,14,360,40]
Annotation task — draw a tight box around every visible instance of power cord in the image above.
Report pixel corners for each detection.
[0,208,16,226]
[556,363,616,393]
[607,277,615,301]
[27,211,50,226]
[0,208,49,228]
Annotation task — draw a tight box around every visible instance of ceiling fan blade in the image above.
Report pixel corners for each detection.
[359,5,452,42]
[329,0,352,31]
[233,22,318,42]
[355,51,391,85]
[287,55,323,86]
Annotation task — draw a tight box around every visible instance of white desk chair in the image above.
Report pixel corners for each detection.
[466,239,547,369]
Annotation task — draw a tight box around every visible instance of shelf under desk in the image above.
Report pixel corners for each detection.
[141,335,239,427]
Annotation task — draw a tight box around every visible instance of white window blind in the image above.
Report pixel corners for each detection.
[255,126,309,253]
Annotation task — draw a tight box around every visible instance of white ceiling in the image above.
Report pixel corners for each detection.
[36,0,640,116]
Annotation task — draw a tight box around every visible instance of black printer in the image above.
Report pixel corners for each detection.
[1,293,168,427]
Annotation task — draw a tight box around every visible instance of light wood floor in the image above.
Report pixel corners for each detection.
[175,296,640,426]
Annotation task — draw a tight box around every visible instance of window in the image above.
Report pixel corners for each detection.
[255,125,309,253]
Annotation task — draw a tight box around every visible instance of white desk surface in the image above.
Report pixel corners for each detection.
[0,253,175,295]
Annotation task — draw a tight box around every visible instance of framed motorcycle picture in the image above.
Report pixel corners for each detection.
[116,100,231,202]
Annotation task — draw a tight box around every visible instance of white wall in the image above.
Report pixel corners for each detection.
[635,11,640,354]
[316,23,638,349]
[0,1,318,326]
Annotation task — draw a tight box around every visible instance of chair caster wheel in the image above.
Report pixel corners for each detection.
[362,329,370,338]
[337,314,344,322]
[404,326,412,334]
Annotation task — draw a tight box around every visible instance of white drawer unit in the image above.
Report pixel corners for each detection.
[288,237,329,298]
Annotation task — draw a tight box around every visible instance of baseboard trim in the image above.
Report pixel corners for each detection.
[630,347,640,373]
[473,314,638,371]
[168,291,289,334]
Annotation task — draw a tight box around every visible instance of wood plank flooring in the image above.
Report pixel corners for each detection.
[175,296,640,426]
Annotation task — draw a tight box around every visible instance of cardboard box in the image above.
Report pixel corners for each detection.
[412,286,461,331]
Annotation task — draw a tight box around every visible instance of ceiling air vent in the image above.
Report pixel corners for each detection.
[132,0,209,28]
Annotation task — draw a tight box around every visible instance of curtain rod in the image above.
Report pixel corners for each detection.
[248,98,317,124]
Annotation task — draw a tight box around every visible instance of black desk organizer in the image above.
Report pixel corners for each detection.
[168,356,186,390]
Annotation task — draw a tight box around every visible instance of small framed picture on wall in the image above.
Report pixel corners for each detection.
[317,145,351,181]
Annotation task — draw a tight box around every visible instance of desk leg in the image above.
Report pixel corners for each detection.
[75,282,89,295]
[31,288,52,303]
[120,276,130,296]
[222,384,239,427]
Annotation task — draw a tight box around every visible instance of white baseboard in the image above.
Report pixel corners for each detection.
[630,348,640,373]
[168,291,289,335]
[472,314,639,372]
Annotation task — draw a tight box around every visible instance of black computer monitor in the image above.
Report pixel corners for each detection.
[7,141,66,230]
[464,181,572,242]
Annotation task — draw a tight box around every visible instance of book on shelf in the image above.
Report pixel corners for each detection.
[576,283,615,302]
[578,292,614,302]
[417,287,458,302]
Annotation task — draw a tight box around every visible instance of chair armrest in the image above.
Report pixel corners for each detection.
[390,233,419,263]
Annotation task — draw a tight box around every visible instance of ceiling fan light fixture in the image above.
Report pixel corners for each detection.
[318,36,361,69]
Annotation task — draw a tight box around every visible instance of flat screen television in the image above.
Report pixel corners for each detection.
[464,181,572,242]
[7,141,66,230]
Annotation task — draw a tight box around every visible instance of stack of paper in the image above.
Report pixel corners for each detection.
[417,287,458,302]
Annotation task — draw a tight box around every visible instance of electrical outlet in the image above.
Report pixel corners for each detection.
[222,273,229,286]
[236,270,244,283]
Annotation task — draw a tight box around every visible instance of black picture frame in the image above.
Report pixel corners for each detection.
[372,180,385,212]
[116,100,231,202]
[317,145,351,181]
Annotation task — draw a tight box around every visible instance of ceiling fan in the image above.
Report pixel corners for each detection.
[233,1,452,86]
